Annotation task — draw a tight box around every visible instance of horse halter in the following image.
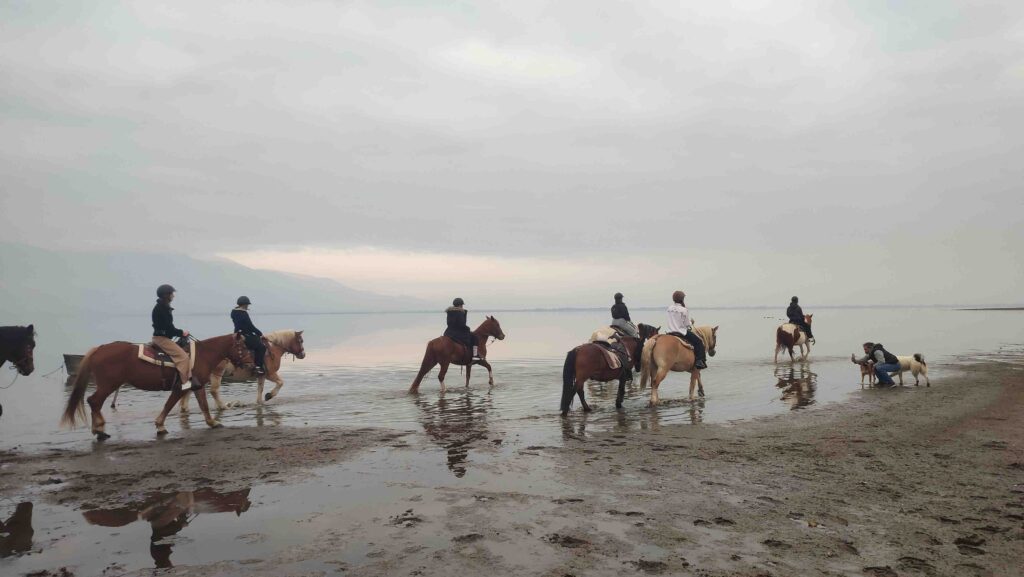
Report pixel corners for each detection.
[10,337,35,375]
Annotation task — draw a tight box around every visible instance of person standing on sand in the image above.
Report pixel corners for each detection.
[852,342,899,386]
[666,290,707,369]
[151,284,194,390]
[232,296,266,375]
[610,292,639,338]
[787,296,815,343]
[444,298,477,365]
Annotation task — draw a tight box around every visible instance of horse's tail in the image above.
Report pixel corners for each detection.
[61,347,96,428]
[913,353,926,366]
[639,337,656,389]
[560,348,578,413]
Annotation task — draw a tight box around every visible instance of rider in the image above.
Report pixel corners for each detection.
[444,298,477,364]
[852,342,899,386]
[610,292,639,338]
[787,296,815,343]
[232,296,266,375]
[666,290,707,369]
[151,284,195,389]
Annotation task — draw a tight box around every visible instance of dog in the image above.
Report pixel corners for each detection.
[894,353,930,386]
[859,362,876,386]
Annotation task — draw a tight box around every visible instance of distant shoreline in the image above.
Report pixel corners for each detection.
[959,307,1024,311]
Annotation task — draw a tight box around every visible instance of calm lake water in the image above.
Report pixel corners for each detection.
[2,306,1021,451]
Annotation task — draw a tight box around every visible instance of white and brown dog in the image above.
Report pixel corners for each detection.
[859,353,930,387]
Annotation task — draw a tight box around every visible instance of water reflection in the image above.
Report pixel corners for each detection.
[415,391,492,478]
[82,487,252,568]
[0,502,33,557]
[774,364,818,409]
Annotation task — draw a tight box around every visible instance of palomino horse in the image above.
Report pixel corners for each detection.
[775,315,812,363]
[178,330,306,412]
[409,316,505,393]
[639,325,719,405]
[560,323,660,416]
[61,334,253,440]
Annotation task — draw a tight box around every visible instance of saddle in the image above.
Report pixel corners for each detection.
[589,326,620,345]
[663,333,694,350]
[591,340,629,370]
[139,339,197,370]
[780,323,804,341]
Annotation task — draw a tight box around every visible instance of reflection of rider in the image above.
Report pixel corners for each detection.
[610,293,639,338]
[231,296,266,375]
[787,296,815,343]
[666,290,707,369]
[152,284,196,390]
[444,298,477,364]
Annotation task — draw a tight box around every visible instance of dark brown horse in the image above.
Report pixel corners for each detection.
[409,316,505,393]
[560,323,659,416]
[0,325,35,376]
[62,334,252,440]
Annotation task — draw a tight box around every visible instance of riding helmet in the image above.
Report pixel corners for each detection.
[614,292,624,301]
[237,296,252,306]
[157,284,176,298]
[672,290,685,304]
[453,297,465,307]
[791,296,799,303]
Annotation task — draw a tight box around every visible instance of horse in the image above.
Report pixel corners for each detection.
[409,316,505,393]
[61,334,253,440]
[560,323,660,416]
[0,325,35,376]
[178,330,306,412]
[774,314,813,363]
[639,325,719,405]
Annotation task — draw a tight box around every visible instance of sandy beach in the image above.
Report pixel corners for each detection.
[2,356,1021,577]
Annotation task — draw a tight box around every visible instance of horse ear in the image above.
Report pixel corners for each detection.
[713,325,719,332]
[296,330,303,336]
[27,324,33,332]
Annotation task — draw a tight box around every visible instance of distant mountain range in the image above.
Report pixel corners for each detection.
[0,243,428,316]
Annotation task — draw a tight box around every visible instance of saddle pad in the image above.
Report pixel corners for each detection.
[590,341,625,370]
[139,341,196,370]
[589,327,619,344]
[662,334,694,350]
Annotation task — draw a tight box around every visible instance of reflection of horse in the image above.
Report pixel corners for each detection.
[774,364,817,409]
[560,323,660,416]
[179,329,306,412]
[0,501,33,557]
[82,487,251,568]
[640,325,719,405]
[415,391,492,478]
[774,315,813,363]
[61,335,253,440]
[410,317,505,393]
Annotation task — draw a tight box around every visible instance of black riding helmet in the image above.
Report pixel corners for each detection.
[157,284,176,298]
[237,296,251,306]
[791,296,799,303]
[453,297,464,307]
[614,292,624,301]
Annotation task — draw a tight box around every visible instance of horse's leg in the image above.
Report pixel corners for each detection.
[179,388,190,413]
[438,361,450,393]
[697,370,705,397]
[477,359,495,386]
[210,365,227,410]
[265,373,285,402]
[650,365,670,406]
[87,381,113,441]
[774,343,779,364]
[256,375,266,405]
[156,388,186,436]
[409,347,438,393]
[615,373,627,409]
[465,362,472,388]
[688,371,697,400]
[191,380,223,428]
[576,376,591,412]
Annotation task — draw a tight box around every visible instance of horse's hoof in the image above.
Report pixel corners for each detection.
[264,393,273,402]
[560,411,568,417]
[208,421,223,429]
[95,431,111,441]
[698,391,706,398]
[582,406,593,413]
[155,428,168,436]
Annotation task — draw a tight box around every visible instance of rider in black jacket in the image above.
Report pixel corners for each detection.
[444,298,477,364]
[232,296,266,375]
[786,296,814,342]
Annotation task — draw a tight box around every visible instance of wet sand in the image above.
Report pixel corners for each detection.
[2,359,1022,576]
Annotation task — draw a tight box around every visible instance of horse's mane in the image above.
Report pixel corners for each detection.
[264,330,297,348]
[692,325,715,347]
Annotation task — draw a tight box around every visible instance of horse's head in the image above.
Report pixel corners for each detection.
[482,316,505,340]
[705,325,719,357]
[290,330,306,359]
[804,314,813,326]
[12,324,35,375]
[229,333,255,368]
[638,323,660,340]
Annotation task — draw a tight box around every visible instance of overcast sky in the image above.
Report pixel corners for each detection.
[2,1,1022,308]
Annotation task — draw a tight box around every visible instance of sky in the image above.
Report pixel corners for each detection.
[1,1,1022,308]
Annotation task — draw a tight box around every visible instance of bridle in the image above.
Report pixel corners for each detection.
[9,339,34,375]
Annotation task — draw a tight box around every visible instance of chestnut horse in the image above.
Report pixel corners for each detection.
[61,334,252,440]
[179,329,306,412]
[409,316,505,393]
[774,314,813,363]
[639,325,719,405]
[560,323,660,416]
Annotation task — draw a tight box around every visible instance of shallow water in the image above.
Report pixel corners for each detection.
[2,307,1022,451]
[1,307,1022,573]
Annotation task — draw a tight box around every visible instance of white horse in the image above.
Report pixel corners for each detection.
[774,315,813,363]
[180,330,305,412]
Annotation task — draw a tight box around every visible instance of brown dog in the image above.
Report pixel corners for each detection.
[860,362,876,386]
